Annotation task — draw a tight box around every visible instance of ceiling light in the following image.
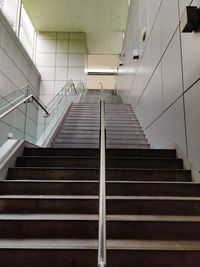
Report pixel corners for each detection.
[86,68,117,73]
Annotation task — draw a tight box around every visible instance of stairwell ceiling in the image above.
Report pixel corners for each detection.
[22,0,129,55]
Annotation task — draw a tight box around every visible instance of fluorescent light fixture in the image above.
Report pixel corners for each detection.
[86,68,117,73]
[128,0,131,7]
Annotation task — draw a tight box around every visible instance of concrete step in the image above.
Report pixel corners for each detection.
[0,239,200,267]
[0,214,98,239]
[24,148,176,158]
[0,195,200,215]
[16,157,100,168]
[53,138,99,145]
[107,196,200,215]
[0,196,98,214]
[106,168,191,181]
[7,167,190,181]
[23,148,100,157]
[56,133,99,139]
[0,214,199,240]
[52,143,99,149]
[106,139,148,145]
[107,181,200,196]
[16,157,182,169]
[1,180,199,197]
[60,126,100,131]
[7,167,100,180]
[106,214,200,240]
[62,123,100,127]
[0,180,99,195]
[106,144,150,149]
[106,134,146,140]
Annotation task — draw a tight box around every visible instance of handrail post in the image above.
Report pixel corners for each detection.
[98,99,106,267]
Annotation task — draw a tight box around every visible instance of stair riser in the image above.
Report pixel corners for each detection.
[107,221,200,240]
[16,158,183,169]
[107,183,200,196]
[8,168,190,181]
[0,199,98,214]
[56,134,99,139]
[106,140,148,145]
[52,143,99,149]
[107,250,200,267]
[54,138,99,145]
[0,250,97,267]
[0,182,99,195]
[8,168,99,180]
[107,199,200,215]
[106,158,183,169]
[106,149,176,158]
[0,249,199,267]
[0,220,98,239]
[23,148,100,157]
[1,182,200,197]
[24,148,176,158]
[107,169,191,181]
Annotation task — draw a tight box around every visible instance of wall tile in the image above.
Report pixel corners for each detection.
[56,40,69,53]
[68,54,85,67]
[161,29,183,108]
[37,53,56,67]
[69,40,86,53]
[55,67,68,80]
[159,0,179,54]
[55,54,68,67]
[185,80,200,169]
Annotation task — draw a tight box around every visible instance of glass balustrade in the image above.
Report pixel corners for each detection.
[0,81,86,147]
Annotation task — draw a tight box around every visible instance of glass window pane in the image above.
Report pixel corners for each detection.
[19,3,35,57]
[1,0,18,30]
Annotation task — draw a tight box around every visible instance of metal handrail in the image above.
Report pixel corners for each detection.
[46,80,75,111]
[98,99,106,267]
[0,95,50,120]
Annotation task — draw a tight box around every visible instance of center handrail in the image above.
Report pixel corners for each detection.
[0,94,50,120]
[98,99,107,267]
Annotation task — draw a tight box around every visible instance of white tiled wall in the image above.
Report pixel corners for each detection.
[36,32,87,104]
[116,0,200,171]
[0,11,41,144]
[0,12,40,97]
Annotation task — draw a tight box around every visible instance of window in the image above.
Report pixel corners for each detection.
[19,3,35,57]
[1,0,19,30]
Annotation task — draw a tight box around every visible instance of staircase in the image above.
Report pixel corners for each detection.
[0,94,200,266]
[53,103,149,149]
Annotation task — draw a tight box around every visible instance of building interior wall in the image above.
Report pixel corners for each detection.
[87,75,115,89]
[0,11,40,98]
[36,32,87,104]
[116,0,200,171]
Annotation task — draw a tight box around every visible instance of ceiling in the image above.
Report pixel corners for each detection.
[22,0,130,55]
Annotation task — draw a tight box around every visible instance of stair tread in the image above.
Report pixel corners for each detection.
[0,195,200,200]
[0,195,98,199]
[1,239,200,250]
[0,214,98,220]
[106,214,200,222]
[1,214,200,222]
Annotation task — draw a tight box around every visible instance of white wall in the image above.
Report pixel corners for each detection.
[0,11,40,97]
[36,32,87,104]
[0,10,41,145]
[116,0,200,171]
[87,75,115,89]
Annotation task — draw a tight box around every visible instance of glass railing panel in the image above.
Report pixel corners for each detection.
[0,106,26,145]
[0,81,87,147]
[0,120,25,145]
